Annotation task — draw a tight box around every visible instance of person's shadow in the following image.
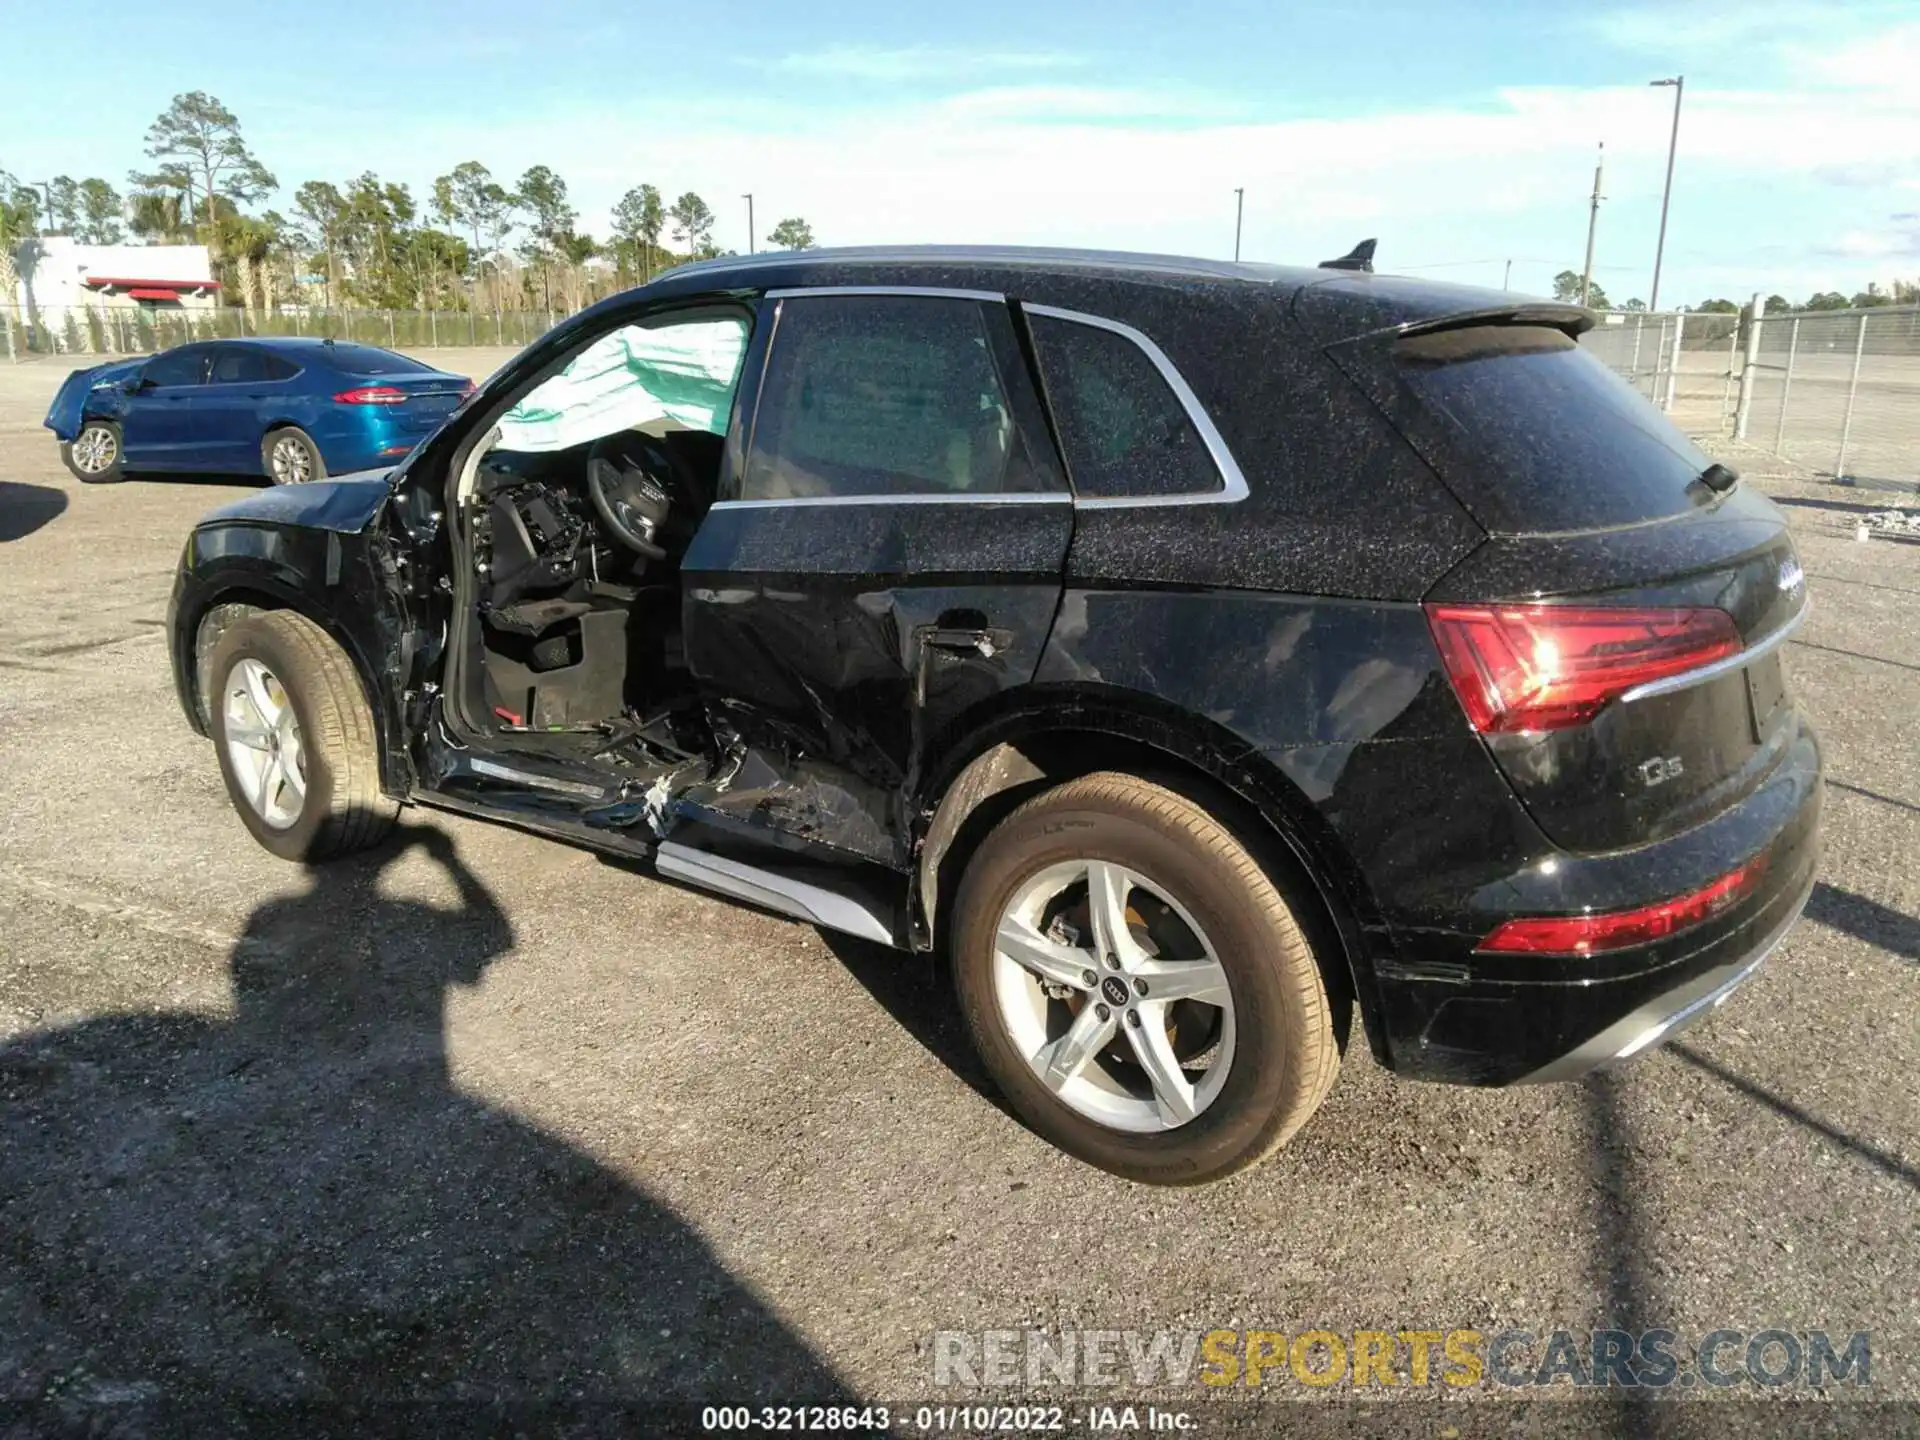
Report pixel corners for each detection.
[0,824,848,1415]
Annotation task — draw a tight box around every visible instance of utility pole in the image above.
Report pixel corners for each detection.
[742,194,755,255]
[1233,188,1244,262]
[1503,259,1512,291]
[1580,143,1605,307]
[1648,76,1684,312]
[27,180,54,233]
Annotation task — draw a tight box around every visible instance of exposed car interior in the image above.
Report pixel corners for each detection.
[449,308,749,766]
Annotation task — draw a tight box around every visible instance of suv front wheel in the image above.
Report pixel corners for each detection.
[952,772,1339,1184]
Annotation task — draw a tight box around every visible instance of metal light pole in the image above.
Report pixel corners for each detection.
[742,194,755,255]
[1233,188,1244,262]
[1648,76,1684,313]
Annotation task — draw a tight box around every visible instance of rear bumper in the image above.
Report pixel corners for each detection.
[1372,715,1822,1085]
[1517,862,1812,1082]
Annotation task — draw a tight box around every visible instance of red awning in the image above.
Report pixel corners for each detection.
[127,288,185,301]
[81,275,220,292]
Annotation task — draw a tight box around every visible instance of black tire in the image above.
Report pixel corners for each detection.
[207,610,397,861]
[952,772,1338,1185]
[261,426,326,485]
[60,419,123,483]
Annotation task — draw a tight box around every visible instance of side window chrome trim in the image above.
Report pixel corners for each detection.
[764,285,1005,303]
[1022,302,1250,508]
[710,492,1072,511]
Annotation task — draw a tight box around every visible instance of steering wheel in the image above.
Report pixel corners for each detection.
[585,431,684,560]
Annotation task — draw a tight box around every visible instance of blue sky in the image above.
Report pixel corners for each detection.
[3,0,1916,303]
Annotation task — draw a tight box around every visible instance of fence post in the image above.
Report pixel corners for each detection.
[1773,317,1800,455]
[387,309,396,348]
[1835,311,1869,480]
[429,307,438,347]
[1734,293,1763,440]
[1663,311,1685,411]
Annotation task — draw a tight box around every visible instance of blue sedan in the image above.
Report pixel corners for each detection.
[44,336,472,484]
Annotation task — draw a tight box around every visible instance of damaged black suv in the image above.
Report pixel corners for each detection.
[169,246,1820,1184]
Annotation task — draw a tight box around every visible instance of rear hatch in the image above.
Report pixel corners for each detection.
[1319,302,1807,854]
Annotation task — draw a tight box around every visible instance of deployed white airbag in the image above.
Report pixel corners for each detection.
[495,317,747,452]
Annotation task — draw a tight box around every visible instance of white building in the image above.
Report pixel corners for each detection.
[10,235,221,324]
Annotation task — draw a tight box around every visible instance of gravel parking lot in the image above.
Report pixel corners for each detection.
[0,352,1914,1426]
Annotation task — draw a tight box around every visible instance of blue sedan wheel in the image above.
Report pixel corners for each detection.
[262,427,326,485]
[62,419,124,483]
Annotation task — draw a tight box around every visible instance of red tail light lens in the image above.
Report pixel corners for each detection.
[1478,853,1769,955]
[333,385,408,405]
[1424,603,1742,733]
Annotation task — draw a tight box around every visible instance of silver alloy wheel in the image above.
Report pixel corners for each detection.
[71,424,117,474]
[223,658,308,830]
[992,859,1237,1133]
[269,433,312,484]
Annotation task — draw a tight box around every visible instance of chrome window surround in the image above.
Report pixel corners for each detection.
[1618,601,1810,705]
[763,285,1005,302]
[1021,302,1250,508]
[716,285,1065,511]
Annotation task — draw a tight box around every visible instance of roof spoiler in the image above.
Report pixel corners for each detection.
[1318,238,1376,273]
[1397,302,1596,339]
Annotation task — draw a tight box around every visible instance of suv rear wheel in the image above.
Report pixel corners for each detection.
[207,611,397,861]
[952,772,1338,1184]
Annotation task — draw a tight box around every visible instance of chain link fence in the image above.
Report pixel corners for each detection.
[1581,303,1919,493]
[1740,305,1920,489]
[1,303,571,361]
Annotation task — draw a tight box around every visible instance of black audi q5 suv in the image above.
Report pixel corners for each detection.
[167,245,1821,1183]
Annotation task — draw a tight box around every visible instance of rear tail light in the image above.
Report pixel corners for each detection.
[1477,852,1769,955]
[1424,603,1741,733]
[333,385,408,405]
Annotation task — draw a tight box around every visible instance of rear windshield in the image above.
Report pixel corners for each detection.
[1395,325,1716,533]
[325,343,434,376]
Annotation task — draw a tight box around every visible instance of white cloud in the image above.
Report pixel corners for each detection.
[239,16,1920,304]
[1583,0,1909,53]
[761,45,1083,82]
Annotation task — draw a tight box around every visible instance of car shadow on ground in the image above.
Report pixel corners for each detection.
[814,930,1006,1109]
[0,482,67,542]
[113,470,264,489]
[0,824,850,1419]
[1806,880,1920,963]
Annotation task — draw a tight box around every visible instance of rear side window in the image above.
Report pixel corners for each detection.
[144,347,209,387]
[1395,325,1716,532]
[210,348,272,384]
[324,343,432,375]
[1027,312,1222,499]
[743,295,1049,500]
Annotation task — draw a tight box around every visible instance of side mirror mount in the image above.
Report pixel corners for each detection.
[123,375,152,394]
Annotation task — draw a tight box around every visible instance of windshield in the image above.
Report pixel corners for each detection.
[1395,324,1718,533]
[496,315,749,453]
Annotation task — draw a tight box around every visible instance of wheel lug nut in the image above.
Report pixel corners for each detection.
[1133,979,1148,997]
[1105,953,1121,970]
[1082,970,1098,987]
[1126,1010,1142,1028]
[1095,1003,1111,1021]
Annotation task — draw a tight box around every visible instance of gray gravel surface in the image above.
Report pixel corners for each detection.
[0,356,1914,1426]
